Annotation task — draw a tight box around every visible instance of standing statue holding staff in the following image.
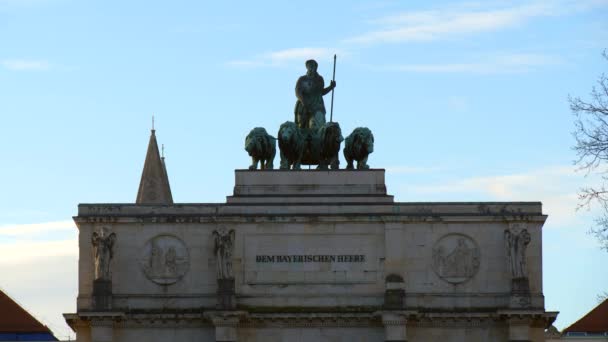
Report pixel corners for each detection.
[295,59,336,130]
[91,227,117,281]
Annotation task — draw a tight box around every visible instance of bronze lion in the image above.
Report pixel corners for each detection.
[278,121,305,170]
[343,127,374,170]
[245,127,276,170]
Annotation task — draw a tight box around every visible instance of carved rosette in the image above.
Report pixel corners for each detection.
[432,234,480,284]
[139,234,190,285]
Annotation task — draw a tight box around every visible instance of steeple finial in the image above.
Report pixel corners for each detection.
[136,126,173,205]
[152,115,155,131]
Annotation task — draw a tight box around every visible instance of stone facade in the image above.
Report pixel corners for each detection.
[64,169,557,341]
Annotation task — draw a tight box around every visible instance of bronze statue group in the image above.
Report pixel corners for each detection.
[245,58,374,171]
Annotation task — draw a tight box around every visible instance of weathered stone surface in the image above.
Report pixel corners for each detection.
[66,170,556,341]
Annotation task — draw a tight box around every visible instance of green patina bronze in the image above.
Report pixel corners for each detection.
[244,58,375,170]
[294,59,336,130]
[344,127,374,170]
[244,127,276,170]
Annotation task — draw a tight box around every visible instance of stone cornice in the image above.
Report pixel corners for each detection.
[64,309,558,330]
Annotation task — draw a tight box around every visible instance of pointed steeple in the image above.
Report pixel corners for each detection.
[136,129,174,204]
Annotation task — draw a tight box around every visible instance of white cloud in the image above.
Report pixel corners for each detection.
[345,0,608,44]
[0,220,75,237]
[227,47,340,68]
[386,165,442,174]
[396,165,593,228]
[1,59,50,71]
[0,239,77,264]
[0,220,77,263]
[0,255,77,340]
[375,53,560,74]
[0,219,78,339]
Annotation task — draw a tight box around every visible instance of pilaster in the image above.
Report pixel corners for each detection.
[376,310,417,342]
[507,317,531,342]
[205,311,248,342]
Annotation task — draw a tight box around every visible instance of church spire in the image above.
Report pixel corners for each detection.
[136,128,174,205]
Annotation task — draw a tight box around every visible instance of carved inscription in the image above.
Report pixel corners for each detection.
[140,235,190,285]
[432,234,480,284]
[256,255,365,263]
[245,234,379,284]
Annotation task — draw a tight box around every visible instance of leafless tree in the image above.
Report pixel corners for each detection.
[571,50,608,251]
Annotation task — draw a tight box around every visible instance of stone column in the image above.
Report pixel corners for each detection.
[205,311,247,342]
[91,321,113,342]
[508,317,531,342]
[217,278,236,310]
[380,312,409,342]
[92,279,112,311]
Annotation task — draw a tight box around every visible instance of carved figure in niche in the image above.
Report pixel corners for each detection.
[432,234,480,283]
[505,229,531,278]
[344,127,374,169]
[213,228,236,279]
[245,127,276,170]
[91,227,117,281]
[294,59,336,130]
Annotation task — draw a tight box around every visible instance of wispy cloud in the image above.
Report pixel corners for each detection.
[227,47,340,68]
[0,220,75,237]
[0,219,77,338]
[386,165,443,174]
[0,239,77,264]
[1,59,50,71]
[0,220,77,263]
[345,0,608,44]
[374,53,561,74]
[398,165,589,227]
[0,255,77,340]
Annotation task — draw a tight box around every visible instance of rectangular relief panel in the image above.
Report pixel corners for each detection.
[243,234,381,284]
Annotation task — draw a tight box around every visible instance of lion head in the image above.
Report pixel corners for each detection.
[278,121,299,144]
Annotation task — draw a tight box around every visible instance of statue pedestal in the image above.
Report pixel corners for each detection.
[217,278,236,310]
[511,277,530,293]
[92,279,112,311]
[384,275,405,309]
[510,277,531,308]
[228,169,393,204]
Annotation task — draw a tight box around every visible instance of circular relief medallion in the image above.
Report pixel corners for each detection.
[432,234,480,284]
[140,235,190,285]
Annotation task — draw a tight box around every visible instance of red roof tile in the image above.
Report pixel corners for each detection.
[0,289,52,333]
[563,299,608,333]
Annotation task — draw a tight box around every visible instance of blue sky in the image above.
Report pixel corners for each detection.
[0,0,607,339]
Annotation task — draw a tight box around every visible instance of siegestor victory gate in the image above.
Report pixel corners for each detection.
[64,59,557,342]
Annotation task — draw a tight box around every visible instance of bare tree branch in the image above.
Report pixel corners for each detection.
[571,50,608,251]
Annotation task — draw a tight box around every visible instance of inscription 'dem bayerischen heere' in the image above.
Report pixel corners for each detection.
[256,255,366,263]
